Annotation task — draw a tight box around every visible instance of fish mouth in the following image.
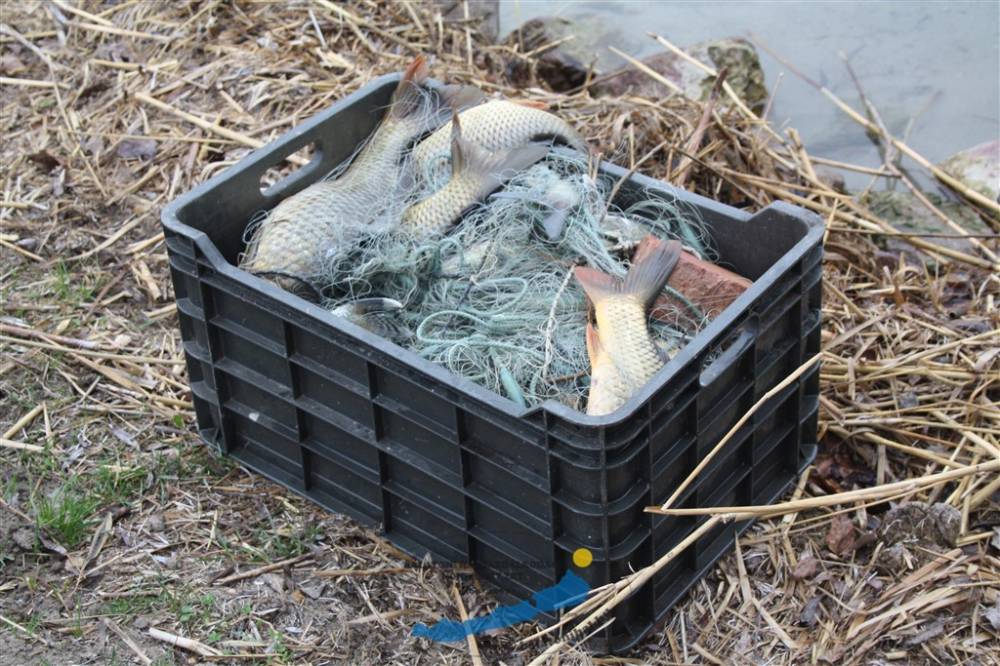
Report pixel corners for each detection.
[249,270,324,303]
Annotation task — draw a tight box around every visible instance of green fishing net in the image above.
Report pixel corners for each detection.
[320,150,714,411]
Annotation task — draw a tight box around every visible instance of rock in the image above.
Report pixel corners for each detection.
[503,16,610,91]
[12,526,36,551]
[861,189,990,257]
[434,0,499,42]
[594,38,767,112]
[937,140,999,202]
[879,502,961,549]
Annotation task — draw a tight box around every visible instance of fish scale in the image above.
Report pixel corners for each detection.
[595,296,664,388]
[413,100,587,178]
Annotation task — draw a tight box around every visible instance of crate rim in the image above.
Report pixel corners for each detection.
[161,72,824,430]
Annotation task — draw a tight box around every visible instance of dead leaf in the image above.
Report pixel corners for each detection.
[116,139,157,161]
[147,513,165,532]
[904,620,944,646]
[985,598,1000,632]
[29,150,61,172]
[263,572,287,594]
[825,514,856,556]
[0,53,26,74]
[791,556,820,580]
[81,512,114,573]
[799,596,822,626]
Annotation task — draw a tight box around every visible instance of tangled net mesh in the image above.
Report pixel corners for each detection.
[320,150,715,411]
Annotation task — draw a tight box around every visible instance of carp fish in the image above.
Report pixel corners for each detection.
[576,236,682,415]
[412,99,588,183]
[401,114,550,237]
[240,56,476,296]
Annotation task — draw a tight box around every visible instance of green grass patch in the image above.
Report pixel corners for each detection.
[32,483,99,548]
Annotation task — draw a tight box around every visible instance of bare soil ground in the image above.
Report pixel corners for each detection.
[2,2,998,665]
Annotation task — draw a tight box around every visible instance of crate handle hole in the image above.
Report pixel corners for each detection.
[259,143,320,197]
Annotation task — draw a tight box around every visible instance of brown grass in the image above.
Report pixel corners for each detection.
[1,2,997,665]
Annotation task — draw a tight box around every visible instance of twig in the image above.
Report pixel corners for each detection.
[50,0,114,26]
[3,404,44,440]
[0,323,108,350]
[68,21,171,42]
[649,33,793,156]
[133,92,308,166]
[674,68,727,188]
[148,627,220,657]
[213,553,312,585]
[0,76,68,89]
[1,438,43,452]
[841,55,998,265]
[0,335,181,364]
[452,585,483,666]
[649,459,1000,518]
[314,566,409,578]
[0,613,50,646]
[104,619,152,665]
[0,237,44,262]
[660,355,821,510]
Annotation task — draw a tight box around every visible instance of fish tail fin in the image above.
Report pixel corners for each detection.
[625,236,682,307]
[573,265,621,306]
[389,55,430,120]
[451,113,549,188]
[585,322,603,367]
[574,236,681,308]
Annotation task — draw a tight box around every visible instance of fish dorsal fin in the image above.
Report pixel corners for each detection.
[449,112,549,187]
[573,266,621,305]
[627,236,682,307]
[585,322,603,367]
[440,84,486,112]
[390,55,430,119]
[512,99,549,110]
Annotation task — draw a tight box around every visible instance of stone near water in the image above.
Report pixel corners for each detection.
[594,37,767,112]
[862,189,990,258]
[434,0,499,42]
[501,16,767,111]
[502,16,610,91]
[937,139,999,202]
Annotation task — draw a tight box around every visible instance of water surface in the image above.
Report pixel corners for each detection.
[501,1,1000,188]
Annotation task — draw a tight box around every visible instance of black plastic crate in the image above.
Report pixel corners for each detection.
[161,73,823,653]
